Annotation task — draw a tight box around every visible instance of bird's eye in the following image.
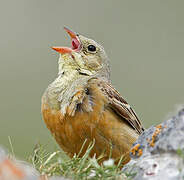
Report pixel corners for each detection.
[87,45,96,52]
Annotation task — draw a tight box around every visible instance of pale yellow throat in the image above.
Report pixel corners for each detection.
[44,54,91,114]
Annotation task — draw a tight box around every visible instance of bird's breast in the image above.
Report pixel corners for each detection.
[41,79,137,165]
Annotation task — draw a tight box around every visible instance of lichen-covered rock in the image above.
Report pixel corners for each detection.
[0,146,39,180]
[0,147,68,180]
[123,108,184,180]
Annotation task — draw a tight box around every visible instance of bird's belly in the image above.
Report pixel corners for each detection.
[42,100,138,165]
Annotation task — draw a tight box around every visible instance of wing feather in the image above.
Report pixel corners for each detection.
[99,80,144,134]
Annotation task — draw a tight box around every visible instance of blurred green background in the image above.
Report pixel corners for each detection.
[0,0,184,159]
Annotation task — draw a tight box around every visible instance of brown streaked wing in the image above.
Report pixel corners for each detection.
[99,80,144,134]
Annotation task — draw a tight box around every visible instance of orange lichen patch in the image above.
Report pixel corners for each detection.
[138,149,143,157]
[0,159,25,179]
[156,124,162,129]
[131,144,142,157]
[148,124,163,147]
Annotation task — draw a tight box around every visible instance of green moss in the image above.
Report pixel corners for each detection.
[177,148,184,159]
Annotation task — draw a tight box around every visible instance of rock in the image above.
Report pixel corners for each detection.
[0,147,68,180]
[0,146,40,180]
[123,108,184,180]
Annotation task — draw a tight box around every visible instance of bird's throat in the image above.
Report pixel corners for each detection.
[44,69,90,112]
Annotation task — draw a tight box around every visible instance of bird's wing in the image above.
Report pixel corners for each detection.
[99,80,144,134]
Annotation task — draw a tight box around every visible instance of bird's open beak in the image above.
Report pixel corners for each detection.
[64,27,77,39]
[51,27,81,54]
[51,46,73,54]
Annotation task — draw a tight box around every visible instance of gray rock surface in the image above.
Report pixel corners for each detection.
[123,108,184,180]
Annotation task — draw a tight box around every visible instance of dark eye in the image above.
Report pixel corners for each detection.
[87,45,96,52]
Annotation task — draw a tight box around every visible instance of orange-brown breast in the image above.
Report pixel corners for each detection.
[41,79,139,165]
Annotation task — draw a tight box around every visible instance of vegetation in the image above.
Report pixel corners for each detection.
[28,141,135,180]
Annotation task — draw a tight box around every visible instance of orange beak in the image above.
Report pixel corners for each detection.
[51,27,80,54]
[51,46,72,54]
[63,27,77,39]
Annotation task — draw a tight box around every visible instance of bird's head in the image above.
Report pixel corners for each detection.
[52,27,110,79]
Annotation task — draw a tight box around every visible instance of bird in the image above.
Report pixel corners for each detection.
[41,27,144,165]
